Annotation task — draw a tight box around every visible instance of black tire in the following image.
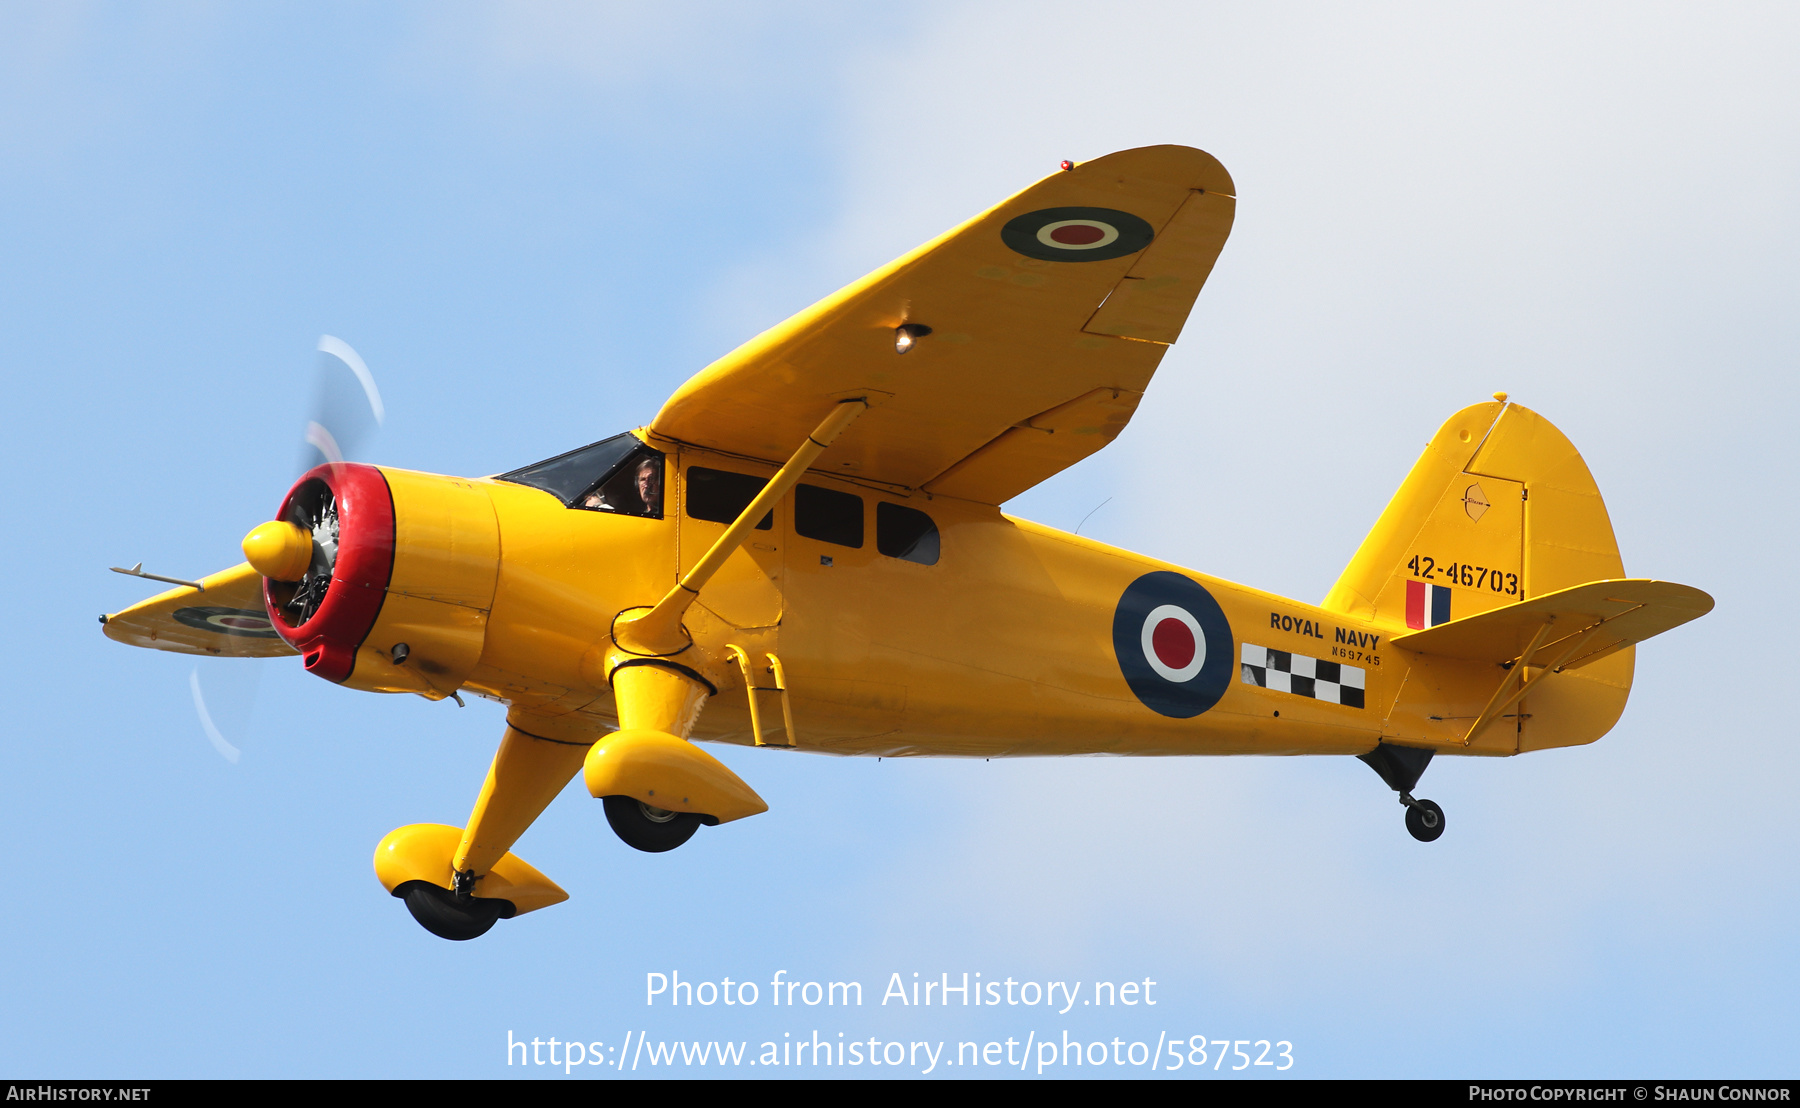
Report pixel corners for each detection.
[1405,799,1446,843]
[396,881,513,941]
[604,794,702,853]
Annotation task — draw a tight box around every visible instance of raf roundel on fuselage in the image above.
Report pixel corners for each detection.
[1111,572,1235,719]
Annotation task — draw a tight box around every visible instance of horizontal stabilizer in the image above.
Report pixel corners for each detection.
[1390,579,1712,671]
[101,562,298,658]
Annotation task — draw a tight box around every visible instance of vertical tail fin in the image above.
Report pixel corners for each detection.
[1326,398,1633,751]
[1324,398,1625,620]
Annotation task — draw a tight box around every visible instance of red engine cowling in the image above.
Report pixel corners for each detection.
[265,463,396,683]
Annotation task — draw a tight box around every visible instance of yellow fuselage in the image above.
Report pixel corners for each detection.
[361,434,1615,763]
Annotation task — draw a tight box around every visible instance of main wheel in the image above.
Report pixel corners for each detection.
[1405,799,1446,842]
[604,794,703,853]
[396,881,512,941]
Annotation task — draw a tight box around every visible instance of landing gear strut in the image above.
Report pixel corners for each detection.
[1358,744,1447,843]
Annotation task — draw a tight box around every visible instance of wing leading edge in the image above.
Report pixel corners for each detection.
[102,562,297,658]
[651,145,1235,505]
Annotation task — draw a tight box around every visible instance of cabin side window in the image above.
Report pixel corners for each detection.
[686,467,773,530]
[876,502,939,565]
[795,484,863,548]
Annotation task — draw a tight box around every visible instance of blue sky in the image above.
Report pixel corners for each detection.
[4,1,1796,1079]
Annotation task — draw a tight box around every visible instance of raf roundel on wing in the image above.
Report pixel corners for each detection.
[172,605,280,639]
[1112,572,1234,718]
[1000,206,1156,263]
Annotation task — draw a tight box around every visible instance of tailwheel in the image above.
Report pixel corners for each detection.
[603,795,704,853]
[1360,747,1445,843]
[1403,797,1446,843]
[395,880,515,941]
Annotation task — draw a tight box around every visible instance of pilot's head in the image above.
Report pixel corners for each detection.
[635,457,662,511]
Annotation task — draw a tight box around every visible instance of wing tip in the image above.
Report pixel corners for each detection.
[1073,144,1235,196]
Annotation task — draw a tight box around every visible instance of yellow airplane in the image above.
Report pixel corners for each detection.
[101,145,1712,940]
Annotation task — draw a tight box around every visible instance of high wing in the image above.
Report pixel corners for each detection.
[101,562,297,658]
[651,145,1235,505]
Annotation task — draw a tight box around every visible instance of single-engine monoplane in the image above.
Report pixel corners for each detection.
[103,146,1712,940]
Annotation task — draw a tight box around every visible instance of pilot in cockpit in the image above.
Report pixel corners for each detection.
[582,455,663,517]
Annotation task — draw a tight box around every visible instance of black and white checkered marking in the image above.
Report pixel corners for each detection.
[1240,644,1365,708]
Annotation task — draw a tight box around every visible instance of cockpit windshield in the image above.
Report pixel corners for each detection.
[496,434,664,518]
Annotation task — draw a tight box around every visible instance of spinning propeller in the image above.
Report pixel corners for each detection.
[115,336,386,763]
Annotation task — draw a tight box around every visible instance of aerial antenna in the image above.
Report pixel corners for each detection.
[1074,497,1112,536]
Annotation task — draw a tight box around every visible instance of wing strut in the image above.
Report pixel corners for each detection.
[616,399,868,656]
